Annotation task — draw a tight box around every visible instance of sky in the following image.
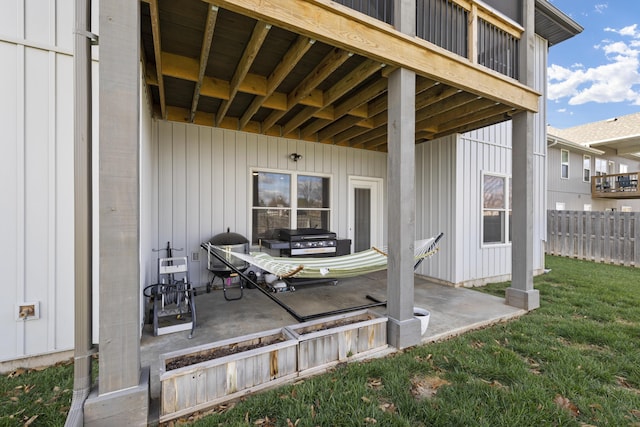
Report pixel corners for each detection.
[546,0,640,129]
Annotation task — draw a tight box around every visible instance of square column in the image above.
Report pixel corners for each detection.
[83,0,149,424]
[507,0,539,310]
[386,0,420,349]
[386,67,421,348]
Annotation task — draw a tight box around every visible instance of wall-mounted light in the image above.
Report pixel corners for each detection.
[289,153,303,162]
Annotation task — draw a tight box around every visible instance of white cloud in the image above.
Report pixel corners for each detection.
[605,24,639,38]
[548,24,640,106]
[594,4,608,14]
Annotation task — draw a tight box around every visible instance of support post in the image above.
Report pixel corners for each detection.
[386,0,421,349]
[507,0,539,310]
[83,0,149,424]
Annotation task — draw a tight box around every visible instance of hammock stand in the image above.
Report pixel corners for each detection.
[204,232,443,322]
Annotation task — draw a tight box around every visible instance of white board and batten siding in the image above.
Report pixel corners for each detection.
[0,0,99,364]
[415,35,548,286]
[148,120,388,288]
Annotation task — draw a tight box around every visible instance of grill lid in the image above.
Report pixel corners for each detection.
[208,228,249,246]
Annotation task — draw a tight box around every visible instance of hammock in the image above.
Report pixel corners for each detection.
[210,233,443,279]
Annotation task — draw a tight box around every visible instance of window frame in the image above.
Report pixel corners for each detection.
[595,158,607,176]
[250,168,332,243]
[583,155,591,183]
[561,149,569,179]
[481,172,511,247]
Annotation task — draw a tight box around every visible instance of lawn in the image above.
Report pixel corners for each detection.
[2,255,640,426]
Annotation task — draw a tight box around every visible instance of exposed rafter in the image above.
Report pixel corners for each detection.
[189,4,219,123]
[240,35,315,130]
[216,21,272,126]
[261,48,352,134]
[281,59,384,136]
[148,0,166,119]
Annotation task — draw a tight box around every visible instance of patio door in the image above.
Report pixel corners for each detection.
[348,177,383,253]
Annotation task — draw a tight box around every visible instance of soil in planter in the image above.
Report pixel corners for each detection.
[165,333,287,371]
[296,314,375,335]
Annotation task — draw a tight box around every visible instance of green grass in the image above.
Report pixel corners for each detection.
[2,255,640,426]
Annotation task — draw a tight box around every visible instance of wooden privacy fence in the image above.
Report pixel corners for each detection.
[547,210,640,267]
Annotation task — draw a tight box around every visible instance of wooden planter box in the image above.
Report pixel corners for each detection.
[286,310,387,375]
[159,328,297,422]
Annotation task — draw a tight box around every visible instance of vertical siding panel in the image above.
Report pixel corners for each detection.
[172,124,187,249]
[55,53,74,350]
[198,127,213,285]
[0,39,20,359]
[211,128,224,234]
[24,47,50,354]
[186,126,200,279]
[56,0,74,50]
[0,1,18,38]
[222,130,235,231]
[25,0,50,43]
[158,121,174,251]
[235,132,248,234]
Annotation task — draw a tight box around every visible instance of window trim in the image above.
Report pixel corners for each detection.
[250,168,333,243]
[561,149,569,179]
[583,154,591,183]
[481,171,511,248]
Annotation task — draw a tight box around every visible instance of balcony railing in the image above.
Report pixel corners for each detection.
[592,173,640,199]
[332,0,523,80]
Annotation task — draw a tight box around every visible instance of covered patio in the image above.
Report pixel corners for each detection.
[140,272,526,422]
[72,0,553,424]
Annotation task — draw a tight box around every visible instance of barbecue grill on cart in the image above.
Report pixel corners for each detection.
[201,229,250,300]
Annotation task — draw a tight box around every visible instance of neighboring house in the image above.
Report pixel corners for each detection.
[1,0,580,424]
[547,112,640,212]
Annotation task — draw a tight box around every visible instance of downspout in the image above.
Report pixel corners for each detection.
[66,0,95,425]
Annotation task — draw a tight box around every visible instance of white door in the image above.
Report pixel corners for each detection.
[348,177,383,253]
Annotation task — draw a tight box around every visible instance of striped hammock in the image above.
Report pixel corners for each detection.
[216,234,442,279]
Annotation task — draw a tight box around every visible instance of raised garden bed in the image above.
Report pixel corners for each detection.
[285,309,388,375]
[159,328,297,422]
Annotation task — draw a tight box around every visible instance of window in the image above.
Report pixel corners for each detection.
[583,155,591,182]
[608,161,615,174]
[620,164,628,173]
[561,149,569,179]
[555,202,566,210]
[482,173,511,245]
[595,158,607,176]
[583,204,592,211]
[251,171,331,243]
[622,206,632,212]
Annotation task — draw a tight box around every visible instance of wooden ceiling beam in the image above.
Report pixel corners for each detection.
[240,35,315,130]
[415,85,461,111]
[189,4,219,122]
[156,51,325,109]
[436,104,516,135]
[216,21,271,126]
[300,77,387,138]
[433,110,514,139]
[282,59,383,135]
[317,115,368,141]
[422,97,497,130]
[149,0,166,119]
[415,91,479,127]
[261,47,352,133]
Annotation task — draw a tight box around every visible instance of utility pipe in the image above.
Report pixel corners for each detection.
[66,0,94,424]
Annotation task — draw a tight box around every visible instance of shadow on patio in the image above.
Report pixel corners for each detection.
[141,271,525,419]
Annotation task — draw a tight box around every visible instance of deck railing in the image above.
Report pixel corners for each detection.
[332,0,522,80]
[591,173,640,199]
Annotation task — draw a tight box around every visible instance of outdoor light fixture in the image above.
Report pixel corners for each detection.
[289,153,303,162]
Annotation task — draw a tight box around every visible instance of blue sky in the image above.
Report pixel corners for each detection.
[546,1,640,129]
